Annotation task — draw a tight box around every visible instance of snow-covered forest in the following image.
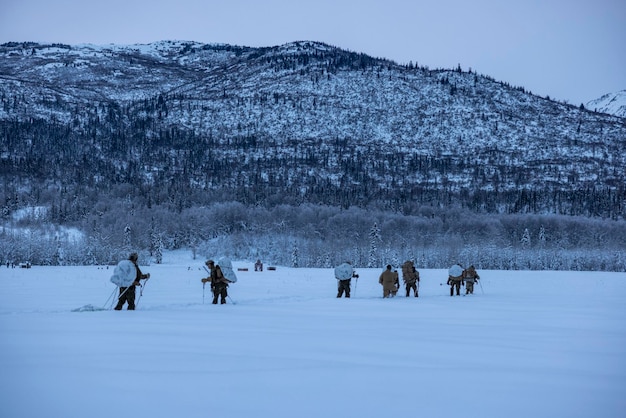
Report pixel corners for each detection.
[2,202,625,271]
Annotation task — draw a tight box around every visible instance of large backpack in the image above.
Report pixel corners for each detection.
[110,259,136,287]
[334,263,354,280]
[401,261,418,283]
[217,257,238,283]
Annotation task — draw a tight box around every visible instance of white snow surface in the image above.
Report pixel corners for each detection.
[1,251,625,418]
[587,90,626,118]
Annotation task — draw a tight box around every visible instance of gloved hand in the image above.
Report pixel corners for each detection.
[133,280,141,286]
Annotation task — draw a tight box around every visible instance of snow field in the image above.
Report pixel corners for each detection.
[0,255,625,418]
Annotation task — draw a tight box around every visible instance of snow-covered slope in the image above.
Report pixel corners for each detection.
[1,40,625,217]
[587,90,626,117]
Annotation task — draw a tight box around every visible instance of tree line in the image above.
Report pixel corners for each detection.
[1,200,624,271]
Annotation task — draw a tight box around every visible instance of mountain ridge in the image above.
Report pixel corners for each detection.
[587,90,626,118]
[1,40,625,219]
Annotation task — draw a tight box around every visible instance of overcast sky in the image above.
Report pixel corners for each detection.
[1,0,624,105]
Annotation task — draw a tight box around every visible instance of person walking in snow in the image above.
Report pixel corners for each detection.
[202,259,236,304]
[254,259,263,271]
[401,260,420,297]
[334,261,358,298]
[379,265,398,298]
[113,252,150,310]
[447,264,464,296]
[201,259,216,298]
[463,265,480,294]
[213,262,233,304]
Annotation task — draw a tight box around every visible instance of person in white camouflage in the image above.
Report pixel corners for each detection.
[335,261,358,298]
[447,264,464,297]
[113,252,150,310]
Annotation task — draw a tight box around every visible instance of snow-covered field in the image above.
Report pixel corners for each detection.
[1,251,625,418]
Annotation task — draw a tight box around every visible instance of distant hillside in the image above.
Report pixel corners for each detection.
[0,42,626,216]
[1,40,624,219]
[587,90,626,118]
[1,40,625,268]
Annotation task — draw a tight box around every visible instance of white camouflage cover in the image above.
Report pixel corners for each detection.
[448,265,464,278]
[110,259,136,287]
[217,257,238,283]
[334,263,354,280]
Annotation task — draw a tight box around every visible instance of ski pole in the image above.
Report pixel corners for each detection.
[135,278,149,308]
[139,278,149,297]
[202,265,211,303]
[103,287,117,309]
[478,279,484,294]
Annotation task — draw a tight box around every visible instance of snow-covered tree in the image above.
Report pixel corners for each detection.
[291,243,299,268]
[538,225,546,248]
[154,234,163,264]
[521,228,531,249]
[368,222,381,268]
[124,224,131,251]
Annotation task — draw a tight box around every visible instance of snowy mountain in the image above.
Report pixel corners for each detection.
[2,40,624,216]
[587,90,626,118]
[1,41,625,267]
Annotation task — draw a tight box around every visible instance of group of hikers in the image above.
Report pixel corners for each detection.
[111,253,237,309]
[110,253,480,310]
[447,264,481,296]
[334,260,480,299]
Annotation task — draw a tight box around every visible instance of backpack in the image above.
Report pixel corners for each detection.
[401,261,418,283]
[110,259,136,287]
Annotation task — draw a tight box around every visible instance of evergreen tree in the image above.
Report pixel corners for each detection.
[154,234,163,264]
[368,222,381,268]
[521,228,531,249]
[291,243,299,268]
[124,225,132,251]
[538,225,546,248]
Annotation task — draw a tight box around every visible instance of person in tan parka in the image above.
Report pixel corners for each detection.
[463,265,480,294]
[401,260,420,297]
[379,265,398,298]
